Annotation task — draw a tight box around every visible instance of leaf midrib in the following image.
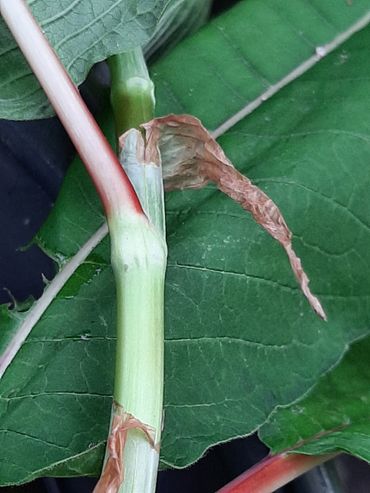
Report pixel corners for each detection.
[211,11,370,138]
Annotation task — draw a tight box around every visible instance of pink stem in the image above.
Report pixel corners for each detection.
[0,0,143,217]
[217,452,337,493]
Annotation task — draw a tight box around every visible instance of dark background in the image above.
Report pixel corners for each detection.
[0,0,369,491]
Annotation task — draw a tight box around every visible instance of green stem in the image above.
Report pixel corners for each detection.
[109,210,166,493]
[109,48,155,137]
[0,2,165,491]
[101,147,166,493]
[95,52,166,493]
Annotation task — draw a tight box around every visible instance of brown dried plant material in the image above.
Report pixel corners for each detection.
[93,402,157,493]
[128,114,326,320]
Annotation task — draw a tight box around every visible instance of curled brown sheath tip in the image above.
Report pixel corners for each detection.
[93,403,158,493]
[133,114,326,320]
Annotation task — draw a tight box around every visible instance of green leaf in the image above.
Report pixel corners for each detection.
[0,0,210,120]
[259,335,370,462]
[152,0,370,131]
[2,0,370,484]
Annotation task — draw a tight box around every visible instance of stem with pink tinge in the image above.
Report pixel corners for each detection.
[0,0,142,219]
[217,452,338,493]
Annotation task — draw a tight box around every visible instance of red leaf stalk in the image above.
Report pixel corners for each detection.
[217,452,336,493]
[0,0,143,218]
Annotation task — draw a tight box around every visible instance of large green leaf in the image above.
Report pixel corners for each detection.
[0,0,210,120]
[259,335,370,462]
[2,0,370,485]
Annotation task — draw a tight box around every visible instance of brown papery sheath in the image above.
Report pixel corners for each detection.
[122,114,326,320]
